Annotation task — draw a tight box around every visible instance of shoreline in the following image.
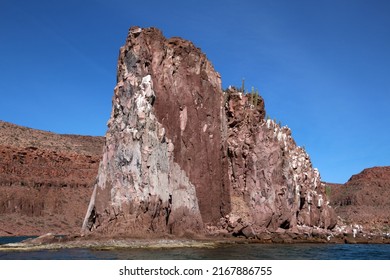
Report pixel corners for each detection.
[1,231,390,252]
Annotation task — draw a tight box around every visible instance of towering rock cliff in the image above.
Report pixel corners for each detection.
[82,27,336,238]
[82,27,227,236]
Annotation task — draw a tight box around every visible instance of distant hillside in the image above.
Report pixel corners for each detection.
[328,166,390,233]
[0,120,103,155]
[0,120,104,236]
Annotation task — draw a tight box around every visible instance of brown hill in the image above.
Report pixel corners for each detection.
[0,120,104,236]
[328,166,390,233]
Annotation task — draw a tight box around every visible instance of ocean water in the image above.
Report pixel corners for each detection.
[0,237,389,260]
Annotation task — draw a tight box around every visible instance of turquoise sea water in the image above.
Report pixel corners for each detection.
[1,237,389,260]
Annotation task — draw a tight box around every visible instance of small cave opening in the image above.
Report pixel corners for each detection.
[280,220,290,229]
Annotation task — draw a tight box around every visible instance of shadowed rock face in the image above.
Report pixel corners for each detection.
[82,27,336,237]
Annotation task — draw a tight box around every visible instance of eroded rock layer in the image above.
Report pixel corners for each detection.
[329,166,390,233]
[0,120,104,236]
[83,27,336,238]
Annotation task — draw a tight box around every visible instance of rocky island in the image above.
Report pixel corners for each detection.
[1,27,389,249]
[82,26,336,239]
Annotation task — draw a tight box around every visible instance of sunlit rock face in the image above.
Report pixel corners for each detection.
[82,27,336,238]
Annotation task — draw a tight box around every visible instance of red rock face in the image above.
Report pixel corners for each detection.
[0,121,104,236]
[219,88,336,236]
[82,27,336,238]
[329,166,390,232]
[122,28,231,223]
[82,27,215,236]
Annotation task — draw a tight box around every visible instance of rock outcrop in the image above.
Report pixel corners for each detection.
[329,166,390,233]
[218,88,337,237]
[82,26,336,238]
[0,120,104,236]
[82,27,223,236]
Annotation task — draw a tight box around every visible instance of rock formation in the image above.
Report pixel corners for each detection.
[219,88,337,237]
[0,120,104,236]
[82,27,221,236]
[82,26,336,238]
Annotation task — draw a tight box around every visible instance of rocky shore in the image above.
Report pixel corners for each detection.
[1,228,390,253]
[2,119,388,242]
[1,119,389,240]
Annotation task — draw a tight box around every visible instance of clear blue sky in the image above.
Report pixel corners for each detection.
[1,0,389,183]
